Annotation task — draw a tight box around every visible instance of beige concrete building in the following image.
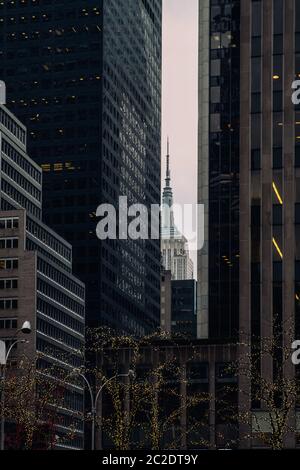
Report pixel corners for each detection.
[0,105,85,449]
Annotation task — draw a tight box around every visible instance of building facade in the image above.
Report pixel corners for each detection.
[198,0,240,341]
[171,280,197,338]
[98,340,238,450]
[0,0,162,335]
[160,269,172,334]
[198,0,300,448]
[160,274,197,339]
[0,105,85,450]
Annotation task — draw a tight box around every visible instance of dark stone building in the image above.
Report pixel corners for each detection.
[0,0,162,335]
[98,340,238,450]
[198,0,300,447]
[198,0,240,341]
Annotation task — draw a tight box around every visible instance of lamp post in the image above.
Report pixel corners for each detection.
[75,369,135,450]
[0,321,32,451]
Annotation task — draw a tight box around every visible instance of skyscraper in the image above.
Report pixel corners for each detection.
[1,0,162,335]
[161,143,194,281]
[198,0,300,446]
[198,0,240,341]
[198,0,299,341]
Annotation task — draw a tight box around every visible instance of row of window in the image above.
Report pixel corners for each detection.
[38,258,84,299]
[27,217,72,262]
[0,258,18,270]
[0,298,18,310]
[2,179,41,219]
[37,298,84,335]
[0,278,18,289]
[252,262,300,283]
[26,238,71,273]
[0,317,17,329]
[0,237,18,249]
[36,338,83,369]
[2,159,41,202]
[0,108,26,145]
[2,138,42,184]
[37,279,84,317]
[0,217,19,230]
[37,318,83,352]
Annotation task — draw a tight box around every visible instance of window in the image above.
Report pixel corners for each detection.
[210,59,221,76]
[273,262,283,282]
[251,57,262,93]
[0,299,18,310]
[0,238,18,249]
[251,149,261,170]
[216,363,236,383]
[0,259,18,270]
[273,0,284,35]
[0,318,17,329]
[273,147,283,169]
[252,1,262,37]
[251,93,261,113]
[273,205,283,225]
[0,218,19,230]
[0,279,18,289]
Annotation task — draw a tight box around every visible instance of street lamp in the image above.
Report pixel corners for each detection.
[0,320,32,451]
[74,368,135,450]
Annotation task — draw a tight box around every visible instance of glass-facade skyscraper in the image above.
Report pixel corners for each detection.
[198,0,240,341]
[0,0,162,335]
[198,0,299,347]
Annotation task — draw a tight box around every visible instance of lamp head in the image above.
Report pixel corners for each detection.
[21,321,32,335]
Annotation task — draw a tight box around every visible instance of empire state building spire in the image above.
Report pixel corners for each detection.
[161,139,194,280]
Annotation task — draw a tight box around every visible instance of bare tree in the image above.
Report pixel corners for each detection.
[228,320,298,449]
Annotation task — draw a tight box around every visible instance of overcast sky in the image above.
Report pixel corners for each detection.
[162,0,199,272]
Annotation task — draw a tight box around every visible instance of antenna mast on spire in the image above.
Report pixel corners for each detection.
[166,137,170,185]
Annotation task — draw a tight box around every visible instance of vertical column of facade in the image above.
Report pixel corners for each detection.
[197,0,210,339]
[239,0,251,448]
[283,0,296,447]
[180,360,187,450]
[283,0,296,359]
[208,348,216,448]
[261,0,273,382]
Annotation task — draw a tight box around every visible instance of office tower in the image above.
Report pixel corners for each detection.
[0,105,85,449]
[198,0,240,340]
[198,0,300,447]
[1,0,162,335]
[161,145,194,281]
[238,0,297,447]
[198,0,299,342]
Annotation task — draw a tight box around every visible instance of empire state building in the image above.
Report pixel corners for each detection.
[161,142,194,281]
